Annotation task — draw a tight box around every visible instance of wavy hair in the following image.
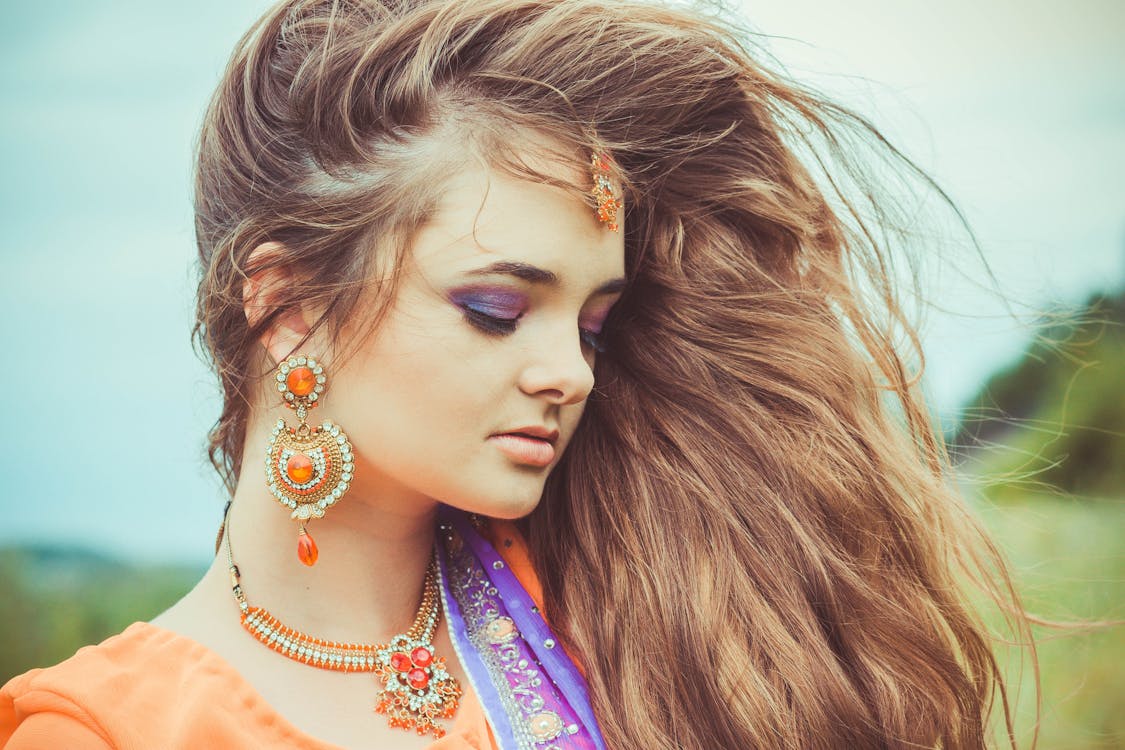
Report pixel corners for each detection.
[192,1,1035,747]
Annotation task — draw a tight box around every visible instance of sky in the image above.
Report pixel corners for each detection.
[2,0,1122,564]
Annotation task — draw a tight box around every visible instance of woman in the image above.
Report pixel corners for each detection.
[0,0,1033,748]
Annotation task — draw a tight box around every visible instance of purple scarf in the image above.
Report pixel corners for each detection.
[435,506,607,750]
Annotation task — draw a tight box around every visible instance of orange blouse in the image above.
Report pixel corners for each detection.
[0,519,547,749]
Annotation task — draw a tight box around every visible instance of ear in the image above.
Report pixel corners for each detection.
[242,241,314,366]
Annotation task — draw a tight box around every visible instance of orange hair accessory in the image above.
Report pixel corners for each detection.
[591,151,622,232]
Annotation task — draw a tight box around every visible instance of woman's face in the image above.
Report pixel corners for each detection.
[324,155,626,520]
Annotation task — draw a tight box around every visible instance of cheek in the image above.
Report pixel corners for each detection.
[339,298,510,446]
[555,401,588,454]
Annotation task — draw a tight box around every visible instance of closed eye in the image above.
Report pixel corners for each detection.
[461,307,608,353]
[461,307,520,336]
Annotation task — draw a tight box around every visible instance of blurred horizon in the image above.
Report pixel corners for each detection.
[1,0,1123,566]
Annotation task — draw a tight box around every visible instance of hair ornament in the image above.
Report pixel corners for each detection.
[591,151,622,232]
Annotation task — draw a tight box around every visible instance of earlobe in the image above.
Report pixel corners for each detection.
[242,242,313,366]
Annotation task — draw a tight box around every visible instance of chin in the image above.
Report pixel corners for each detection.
[484,499,540,521]
[447,483,544,521]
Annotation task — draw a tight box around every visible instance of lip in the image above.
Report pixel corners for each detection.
[488,426,559,467]
[495,425,560,444]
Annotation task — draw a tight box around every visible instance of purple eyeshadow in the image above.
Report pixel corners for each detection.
[449,288,526,319]
[581,304,614,334]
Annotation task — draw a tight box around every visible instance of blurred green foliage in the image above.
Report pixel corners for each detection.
[952,288,1125,499]
[954,286,1125,747]
[979,495,1125,749]
[0,546,201,683]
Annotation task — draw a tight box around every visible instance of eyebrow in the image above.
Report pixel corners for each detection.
[465,260,627,296]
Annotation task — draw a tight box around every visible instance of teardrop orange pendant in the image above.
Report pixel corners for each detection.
[297,526,318,566]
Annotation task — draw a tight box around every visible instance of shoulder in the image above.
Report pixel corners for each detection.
[0,665,113,749]
[2,622,209,748]
[0,622,327,749]
[1,622,158,748]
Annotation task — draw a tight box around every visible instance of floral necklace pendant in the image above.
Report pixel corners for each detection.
[374,633,463,737]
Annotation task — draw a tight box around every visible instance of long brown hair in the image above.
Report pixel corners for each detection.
[192,1,1034,747]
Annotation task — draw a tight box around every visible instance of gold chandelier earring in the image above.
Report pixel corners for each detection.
[264,354,354,566]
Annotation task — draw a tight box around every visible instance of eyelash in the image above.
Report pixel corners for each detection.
[460,308,607,353]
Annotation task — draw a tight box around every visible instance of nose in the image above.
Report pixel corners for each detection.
[517,328,596,406]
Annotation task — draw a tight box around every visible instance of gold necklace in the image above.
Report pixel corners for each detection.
[224,514,463,738]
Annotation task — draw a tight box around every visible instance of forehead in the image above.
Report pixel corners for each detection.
[408,155,626,288]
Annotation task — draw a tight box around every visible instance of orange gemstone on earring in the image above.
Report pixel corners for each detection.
[286,366,317,396]
[297,531,318,566]
[286,453,314,483]
[407,668,430,689]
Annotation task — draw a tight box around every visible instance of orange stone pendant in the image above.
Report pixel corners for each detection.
[297,526,318,566]
[374,635,462,738]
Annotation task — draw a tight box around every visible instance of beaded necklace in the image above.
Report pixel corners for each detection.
[224,514,463,738]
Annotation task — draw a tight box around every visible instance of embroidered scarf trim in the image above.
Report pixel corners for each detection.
[435,507,607,750]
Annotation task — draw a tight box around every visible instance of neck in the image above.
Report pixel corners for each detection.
[219,421,441,643]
